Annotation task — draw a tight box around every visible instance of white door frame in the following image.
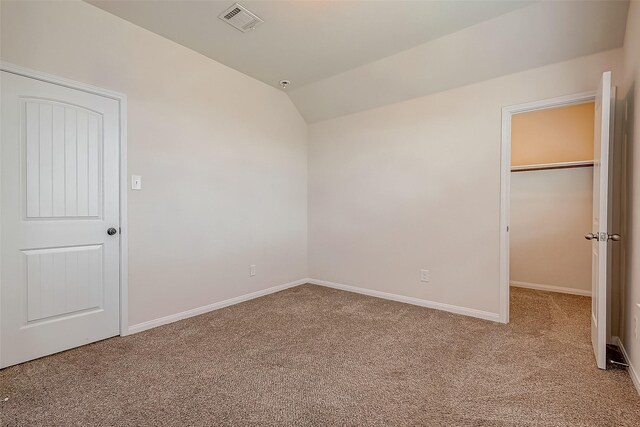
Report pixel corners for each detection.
[499,91,596,323]
[0,62,129,340]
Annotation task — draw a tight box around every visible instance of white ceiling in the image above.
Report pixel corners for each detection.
[290,0,629,122]
[88,0,628,123]
[88,0,533,88]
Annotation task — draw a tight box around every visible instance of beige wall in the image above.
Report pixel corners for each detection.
[620,0,640,388]
[511,103,595,166]
[510,168,592,293]
[308,49,621,316]
[0,1,308,327]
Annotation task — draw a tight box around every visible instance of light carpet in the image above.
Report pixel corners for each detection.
[1,285,639,426]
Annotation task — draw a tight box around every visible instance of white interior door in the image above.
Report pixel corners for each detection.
[590,71,613,370]
[0,71,121,368]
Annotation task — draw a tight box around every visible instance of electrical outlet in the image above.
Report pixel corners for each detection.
[250,265,256,277]
[420,269,430,283]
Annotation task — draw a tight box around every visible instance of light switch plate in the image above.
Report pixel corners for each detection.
[131,175,142,190]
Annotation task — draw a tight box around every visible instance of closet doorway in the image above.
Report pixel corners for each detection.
[500,74,618,369]
[509,101,596,298]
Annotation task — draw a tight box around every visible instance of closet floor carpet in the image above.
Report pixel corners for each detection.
[1,285,639,426]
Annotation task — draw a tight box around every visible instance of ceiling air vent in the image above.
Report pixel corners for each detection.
[218,3,264,33]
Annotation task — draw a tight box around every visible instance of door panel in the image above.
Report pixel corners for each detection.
[591,71,613,370]
[1,71,120,368]
[23,100,103,219]
[23,245,103,323]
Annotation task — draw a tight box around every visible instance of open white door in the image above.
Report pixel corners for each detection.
[588,71,613,370]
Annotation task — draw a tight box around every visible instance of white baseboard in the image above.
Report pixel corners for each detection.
[127,278,502,334]
[613,336,640,396]
[510,280,591,297]
[127,279,307,335]
[307,278,501,323]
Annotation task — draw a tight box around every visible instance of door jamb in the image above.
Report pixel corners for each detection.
[499,91,596,324]
[0,62,130,338]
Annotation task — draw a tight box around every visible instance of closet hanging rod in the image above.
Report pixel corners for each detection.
[511,160,594,172]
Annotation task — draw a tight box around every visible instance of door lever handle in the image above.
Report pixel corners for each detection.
[585,232,621,241]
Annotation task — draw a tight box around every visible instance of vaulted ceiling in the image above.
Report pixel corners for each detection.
[89,1,629,122]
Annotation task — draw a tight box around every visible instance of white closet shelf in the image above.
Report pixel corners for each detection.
[511,160,594,172]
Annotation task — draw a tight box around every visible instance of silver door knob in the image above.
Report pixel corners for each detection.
[107,227,118,236]
[585,233,597,241]
[608,234,622,241]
